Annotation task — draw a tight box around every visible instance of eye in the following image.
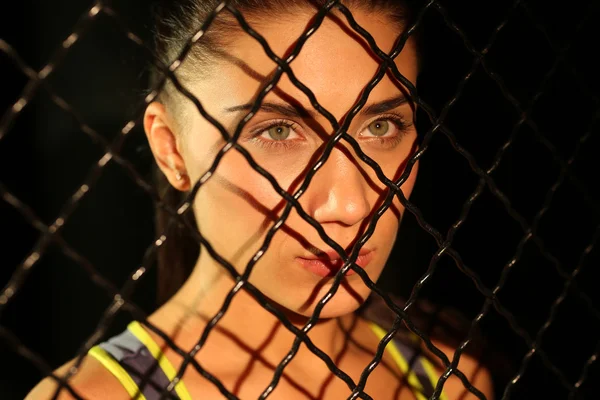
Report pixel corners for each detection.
[358,115,412,149]
[265,125,291,141]
[248,120,304,150]
[361,115,409,139]
[254,121,302,142]
[367,120,391,137]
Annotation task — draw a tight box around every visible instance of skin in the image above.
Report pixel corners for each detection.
[27,7,494,400]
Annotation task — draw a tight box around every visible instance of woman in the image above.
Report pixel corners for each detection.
[28,0,493,398]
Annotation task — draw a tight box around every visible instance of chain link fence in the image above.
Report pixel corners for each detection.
[1,0,599,399]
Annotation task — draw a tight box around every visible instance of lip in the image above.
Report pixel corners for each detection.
[295,249,375,278]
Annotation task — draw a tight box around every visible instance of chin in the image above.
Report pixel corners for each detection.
[282,285,372,321]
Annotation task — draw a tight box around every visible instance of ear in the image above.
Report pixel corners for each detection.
[144,102,190,191]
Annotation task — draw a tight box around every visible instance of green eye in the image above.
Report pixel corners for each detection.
[368,120,390,137]
[267,125,291,140]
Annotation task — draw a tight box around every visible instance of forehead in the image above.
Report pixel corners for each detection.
[195,9,417,121]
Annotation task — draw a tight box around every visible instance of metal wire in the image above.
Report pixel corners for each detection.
[1,0,598,399]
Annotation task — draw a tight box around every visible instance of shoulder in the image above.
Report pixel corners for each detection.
[360,294,496,399]
[25,353,131,400]
[415,300,495,399]
[429,337,495,400]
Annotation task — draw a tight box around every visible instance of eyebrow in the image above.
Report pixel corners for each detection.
[225,102,316,118]
[223,95,408,119]
[361,95,408,115]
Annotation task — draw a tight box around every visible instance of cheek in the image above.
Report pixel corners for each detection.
[389,160,418,223]
[191,149,292,257]
[366,142,419,219]
[183,126,287,213]
[400,160,418,199]
[368,158,417,252]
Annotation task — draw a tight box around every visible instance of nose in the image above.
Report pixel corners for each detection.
[304,146,371,227]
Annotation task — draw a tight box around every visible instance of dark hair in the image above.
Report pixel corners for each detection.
[150,0,420,305]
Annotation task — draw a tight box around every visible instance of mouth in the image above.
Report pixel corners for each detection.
[295,249,375,278]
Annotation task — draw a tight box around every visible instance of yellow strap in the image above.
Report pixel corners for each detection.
[127,321,193,400]
[369,322,453,400]
[421,355,449,400]
[88,346,148,400]
[404,331,449,400]
[368,322,429,400]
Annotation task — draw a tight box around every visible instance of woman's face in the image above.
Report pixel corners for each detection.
[159,9,419,318]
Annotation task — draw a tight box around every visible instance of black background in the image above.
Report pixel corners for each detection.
[1,0,599,399]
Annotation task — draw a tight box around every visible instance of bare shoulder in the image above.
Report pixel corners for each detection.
[360,295,496,398]
[25,355,131,400]
[429,338,495,400]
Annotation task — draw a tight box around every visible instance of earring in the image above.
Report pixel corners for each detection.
[168,158,185,182]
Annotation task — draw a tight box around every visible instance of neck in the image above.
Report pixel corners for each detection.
[152,256,361,377]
